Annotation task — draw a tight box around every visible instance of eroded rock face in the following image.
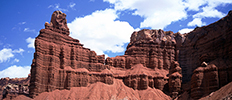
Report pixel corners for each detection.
[190,62,219,99]
[180,11,232,83]
[125,29,176,70]
[29,11,182,98]
[184,11,232,99]
[45,10,69,35]
[0,75,30,99]
[28,10,232,99]
[29,11,112,98]
[122,64,168,90]
[169,61,182,98]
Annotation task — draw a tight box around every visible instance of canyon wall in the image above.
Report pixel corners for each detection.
[182,11,232,99]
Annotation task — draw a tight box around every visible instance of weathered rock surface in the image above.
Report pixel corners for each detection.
[29,11,183,99]
[190,62,219,99]
[181,11,232,99]
[169,61,182,98]
[179,11,232,84]
[29,11,113,98]
[0,74,30,99]
[24,10,232,100]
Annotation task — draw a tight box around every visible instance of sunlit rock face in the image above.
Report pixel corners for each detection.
[29,11,112,98]
[125,29,177,70]
[28,10,232,99]
[29,11,183,98]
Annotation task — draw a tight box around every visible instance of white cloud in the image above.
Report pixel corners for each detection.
[48,3,68,12]
[0,48,24,63]
[0,65,30,78]
[186,0,232,12]
[13,58,19,63]
[185,0,206,11]
[48,2,78,12]
[193,6,226,18]
[186,0,232,27]
[26,37,35,48]
[0,49,14,63]
[68,9,135,55]
[69,2,76,8]
[104,0,187,29]
[178,28,194,34]
[187,18,206,27]
[104,0,232,29]
[24,28,35,33]
[19,22,26,25]
[12,48,24,55]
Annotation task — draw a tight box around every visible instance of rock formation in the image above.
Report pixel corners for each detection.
[45,10,69,35]
[190,62,220,99]
[179,11,232,83]
[29,11,111,98]
[169,61,182,98]
[0,74,30,99]
[29,11,183,99]
[186,11,232,99]
[26,10,232,100]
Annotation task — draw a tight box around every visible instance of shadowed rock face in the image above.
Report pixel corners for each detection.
[187,11,232,99]
[190,63,219,99]
[169,61,182,98]
[0,75,30,99]
[180,11,232,83]
[28,10,232,99]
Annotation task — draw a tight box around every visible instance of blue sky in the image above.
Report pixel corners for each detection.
[0,0,231,78]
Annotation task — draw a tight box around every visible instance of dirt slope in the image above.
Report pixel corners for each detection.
[13,79,171,100]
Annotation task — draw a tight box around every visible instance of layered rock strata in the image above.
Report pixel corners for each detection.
[190,62,220,99]
[29,11,111,98]
[0,75,30,99]
[180,11,232,83]
[183,11,232,99]
[169,61,182,98]
[29,11,182,98]
[29,10,232,99]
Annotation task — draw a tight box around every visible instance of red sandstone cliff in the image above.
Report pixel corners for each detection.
[28,10,182,99]
[1,10,232,100]
[180,11,232,83]
[180,11,232,99]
